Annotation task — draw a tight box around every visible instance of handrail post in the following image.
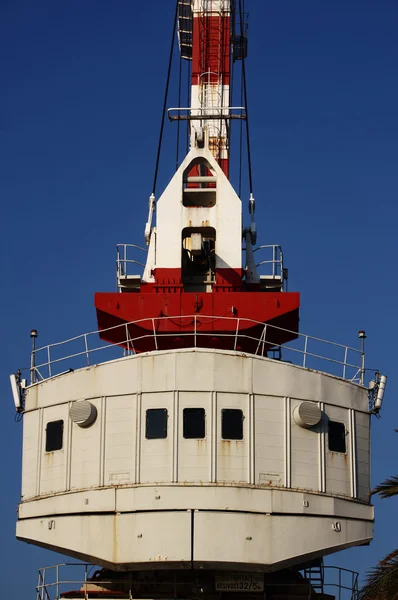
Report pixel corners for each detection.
[152,319,158,350]
[42,567,46,600]
[303,336,308,368]
[56,564,59,600]
[84,563,88,600]
[339,567,342,600]
[360,348,365,386]
[234,318,240,351]
[37,569,41,600]
[194,315,197,348]
[262,324,267,356]
[273,245,276,278]
[255,324,267,356]
[47,346,52,378]
[84,334,90,366]
[343,347,348,379]
[30,330,38,385]
[358,330,366,385]
[125,323,130,354]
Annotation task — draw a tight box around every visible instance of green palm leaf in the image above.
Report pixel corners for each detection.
[372,476,398,499]
[359,549,398,600]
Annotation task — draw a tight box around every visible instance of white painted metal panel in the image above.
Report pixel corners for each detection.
[141,353,176,392]
[31,358,140,408]
[178,392,211,482]
[17,511,192,567]
[175,351,216,391]
[291,399,320,491]
[115,511,192,564]
[140,392,174,483]
[155,147,242,271]
[252,357,368,411]
[326,405,351,497]
[114,486,373,520]
[70,398,102,490]
[40,405,70,495]
[355,411,370,501]
[254,395,284,486]
[105,395,136,485]
[27,350,369,413]
[193,511,373,569]
[19,488,116,519]
[213,352,251,393]
[21,410,40,499]
[216,393,249,482]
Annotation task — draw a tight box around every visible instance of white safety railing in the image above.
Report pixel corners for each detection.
[116,243,147,278]
[27,314,364,386]
[253,244,284,279]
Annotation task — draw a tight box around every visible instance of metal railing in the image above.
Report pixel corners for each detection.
[305,565,359,600]
[116,243,284,283]
[35,563,360,600]
[167,105,246,121]
[27,314,364,386]
[253,244,284,279]
[36,563,127,600]
[116,243,147,279]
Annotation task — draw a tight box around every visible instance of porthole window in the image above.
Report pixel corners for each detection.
[146,409,168,439]
[45,420,64,452]
[183,408,205,439]
[221,409,244,440]
[328,420,346,453]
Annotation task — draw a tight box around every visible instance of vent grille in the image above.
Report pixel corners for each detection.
[293,402,321,428]
[69,400,97,428]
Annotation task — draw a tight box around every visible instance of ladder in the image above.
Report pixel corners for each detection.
[178,0,193,59]
[305,560,325,595]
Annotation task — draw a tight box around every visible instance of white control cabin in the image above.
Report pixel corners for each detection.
[17,329,373,572]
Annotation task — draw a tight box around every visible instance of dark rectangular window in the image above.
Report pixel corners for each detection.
[222,409,244,440]
[146,408,168,439]
[328,420,346,453]
[45,420,64,452]
[183,408,205,439]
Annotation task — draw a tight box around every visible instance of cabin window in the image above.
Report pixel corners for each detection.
[328,420,346,453]
[146,409,168,439]
[45,420,64,452]
[183,408,206,439]
[222,409,244,440]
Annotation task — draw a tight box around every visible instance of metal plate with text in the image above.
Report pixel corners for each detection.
[215,574,264,592]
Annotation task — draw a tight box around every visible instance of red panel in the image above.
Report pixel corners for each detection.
[151,268,182,288]
[218,158,229,177]
[191,13,231,175]
[95,290,300,354]
[142,268,245,292]
[216,268,243,289]
[192,16,231,84]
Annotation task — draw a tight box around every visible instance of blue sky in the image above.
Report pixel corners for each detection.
[1,0,397,597]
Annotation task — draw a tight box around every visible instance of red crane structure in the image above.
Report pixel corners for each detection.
[95,0,300,354]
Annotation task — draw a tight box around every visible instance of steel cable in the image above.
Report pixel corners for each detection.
[152,0,179,196]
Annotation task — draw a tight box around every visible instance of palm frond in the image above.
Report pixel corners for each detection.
[359,549,398,600]
[371,476,398,499]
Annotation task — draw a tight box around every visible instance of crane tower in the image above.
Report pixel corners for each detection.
[10,2,386,599]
